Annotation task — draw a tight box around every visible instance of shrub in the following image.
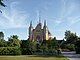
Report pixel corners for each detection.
[66,44,75,51]
[0,47,21,55]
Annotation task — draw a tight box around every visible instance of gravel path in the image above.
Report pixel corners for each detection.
[62,52,80,60]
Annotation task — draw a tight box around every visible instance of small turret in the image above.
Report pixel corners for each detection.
[43,20,48,40]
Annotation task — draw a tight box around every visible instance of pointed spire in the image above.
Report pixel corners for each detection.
[44,20,46,27]
[30,21,32,26]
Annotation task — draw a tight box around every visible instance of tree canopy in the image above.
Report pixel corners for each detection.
[8,35,20,47]
[65,30,78,44]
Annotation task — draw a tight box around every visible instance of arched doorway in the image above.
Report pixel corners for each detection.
[36,35,40,44]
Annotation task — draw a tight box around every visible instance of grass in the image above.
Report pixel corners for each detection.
[0,55,68,60]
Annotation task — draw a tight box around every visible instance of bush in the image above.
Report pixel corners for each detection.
[20,40,36,55]
[0,47,21,55]
[66,44,75,51]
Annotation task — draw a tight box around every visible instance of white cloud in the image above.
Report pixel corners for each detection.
[0,1,29,29]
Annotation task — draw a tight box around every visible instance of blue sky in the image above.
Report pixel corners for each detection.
[0,0,80,40]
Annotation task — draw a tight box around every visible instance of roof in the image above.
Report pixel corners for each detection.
[48,31,51,35]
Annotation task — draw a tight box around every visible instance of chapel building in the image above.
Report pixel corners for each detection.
[28,18,52,44]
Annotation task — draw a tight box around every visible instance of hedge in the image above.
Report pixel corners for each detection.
[0,47,21,55]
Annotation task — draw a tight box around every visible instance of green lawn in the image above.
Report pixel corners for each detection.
[0,55,68,60]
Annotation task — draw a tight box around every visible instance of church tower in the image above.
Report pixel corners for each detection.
[43,20,49,40]
[29,21,33,40]
[33,16,43,44]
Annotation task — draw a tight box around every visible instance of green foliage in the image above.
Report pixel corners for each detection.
[65,30,78,44]
[66,44,75,51]
[48,49,57,55]
[0,32,4,40]
[10,35,18,39]
[0,33,58,55]
[8,35,20,47]
[0,40,8,47]
[47,38,57,55]
[20,40,28,48]
[60,40,66,49]
[64,30,78,51]
[3,41,9,47]
[0,41,4,47]
[20,40,36,55]
[41,43,48,53]
[38,38,58,55]
[0,47,21,55]
[48,37,57,49]
[25,40,36,55]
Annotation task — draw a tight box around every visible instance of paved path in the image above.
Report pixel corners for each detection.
[62,52,80,60]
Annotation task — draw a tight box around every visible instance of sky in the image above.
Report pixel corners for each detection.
[0,0,80,40]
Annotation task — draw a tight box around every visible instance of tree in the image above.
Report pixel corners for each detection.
[41,43,48,54]
[48,37,57,49]
[9,35,18,40]
[0,32,4,41]
[65,30,78,44]
[8,35,20,47]
[20,40,36,55]
[41,37,57,55]
[0,32,6,47]
[64,30,78,51]
[0,41,4,47]
[0,41,8,47]
[20,40,28,55]
[0,0,6,13]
